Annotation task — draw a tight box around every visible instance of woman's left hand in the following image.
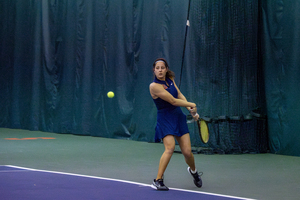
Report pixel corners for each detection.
[189,107,197,115]
[193,113,199,121]
[189,108,199,121]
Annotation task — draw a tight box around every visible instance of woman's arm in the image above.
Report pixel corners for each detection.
[173,80,199,120]
[172,80,195,110]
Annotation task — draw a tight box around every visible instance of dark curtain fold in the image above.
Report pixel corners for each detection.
[182,0,267,153]
[187,0,259,118]
[261,0,300,156]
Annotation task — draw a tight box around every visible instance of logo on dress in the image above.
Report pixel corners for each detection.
[163,84,168,89]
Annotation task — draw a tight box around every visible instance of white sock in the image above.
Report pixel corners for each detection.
[191,168,197,174]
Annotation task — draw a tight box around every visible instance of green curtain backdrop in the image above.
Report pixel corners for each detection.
[261,0,300,156]
[0,0,190,142]
[184,0,267,153]
[3,0,298,156]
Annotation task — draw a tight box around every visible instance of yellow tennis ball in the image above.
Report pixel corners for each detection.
[107,91,114,98]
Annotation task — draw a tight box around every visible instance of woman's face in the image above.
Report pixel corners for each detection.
[154,61,168,80]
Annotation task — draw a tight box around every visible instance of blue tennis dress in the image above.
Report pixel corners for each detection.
[152,77,189,142]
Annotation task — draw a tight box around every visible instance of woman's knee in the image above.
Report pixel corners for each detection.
[181,148,193,158]
[163,135,175,154]
[164,142,175,154]
[164,146,175,155]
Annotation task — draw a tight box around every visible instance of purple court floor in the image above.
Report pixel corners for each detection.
[0,165,254,200]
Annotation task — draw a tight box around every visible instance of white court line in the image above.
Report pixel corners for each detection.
[4,165,256,200]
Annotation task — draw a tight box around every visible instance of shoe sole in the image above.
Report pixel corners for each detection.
[151,184,158,190]
[151,183,169,191]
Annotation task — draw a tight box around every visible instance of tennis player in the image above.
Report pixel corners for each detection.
[149,58,202,191]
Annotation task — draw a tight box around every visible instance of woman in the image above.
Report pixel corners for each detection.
[149,58,202,191]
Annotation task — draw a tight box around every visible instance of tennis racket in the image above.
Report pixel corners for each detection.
[187,114,210,144]
[197,117,210,143]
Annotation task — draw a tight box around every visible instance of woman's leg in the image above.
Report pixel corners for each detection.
[176,133,202,188]
[156,135,175,180]
[175,133,196,171]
